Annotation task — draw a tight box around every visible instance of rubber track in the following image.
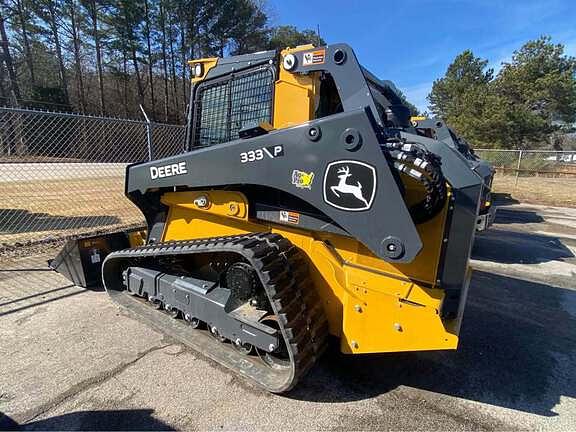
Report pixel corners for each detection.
[101,232,328,393]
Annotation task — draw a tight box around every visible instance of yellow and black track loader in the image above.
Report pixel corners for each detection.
[52,44,483,392]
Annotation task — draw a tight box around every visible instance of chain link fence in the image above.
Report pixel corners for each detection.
[3,110,575,268]
[0,107,186,255]
[475,149,576,207]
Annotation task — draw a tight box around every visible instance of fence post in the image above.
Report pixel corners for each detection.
[139,104,153,161]
[515,149,523,188]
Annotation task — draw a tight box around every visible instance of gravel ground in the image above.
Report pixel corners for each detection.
[0,203,575,431]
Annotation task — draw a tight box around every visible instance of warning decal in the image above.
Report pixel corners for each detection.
[302,49,325,66]
[279,210,300,225]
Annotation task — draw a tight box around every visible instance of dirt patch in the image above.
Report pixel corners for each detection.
[491,175,576,208]
[0,176,142,246]
[3,172,574,249]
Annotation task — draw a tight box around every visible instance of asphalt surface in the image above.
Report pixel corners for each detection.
[1,202,575,431]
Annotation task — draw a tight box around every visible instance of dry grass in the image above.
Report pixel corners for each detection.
[2,172,575,248]
[0,176,142,246]
[491,175,576,208]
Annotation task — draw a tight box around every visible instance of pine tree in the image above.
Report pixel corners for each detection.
[0,3,21,103]
[267,25,325,51]
[82,0,105,115]
[428,38,576,149]
[494,36,576,148]
[34,0,71,106]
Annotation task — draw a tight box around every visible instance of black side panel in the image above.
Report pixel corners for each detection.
[126,108,423,263]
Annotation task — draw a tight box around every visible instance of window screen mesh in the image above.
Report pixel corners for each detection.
[193,67,274,147]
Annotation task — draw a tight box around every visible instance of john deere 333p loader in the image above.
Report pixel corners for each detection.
[52,44,483,392]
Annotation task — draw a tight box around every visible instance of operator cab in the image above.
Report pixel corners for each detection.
[186,45,413,151]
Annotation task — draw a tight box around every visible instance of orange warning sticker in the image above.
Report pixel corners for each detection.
[302,49,325,66]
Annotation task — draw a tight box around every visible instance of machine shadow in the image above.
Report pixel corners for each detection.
[0,409,175,431]
[0,209,120,234]
[289,270,576,417]
[493,207,544,225]
[491,192,520,207]
[0,284,76,308]
[472,229,573,264]
[0,287,86,318]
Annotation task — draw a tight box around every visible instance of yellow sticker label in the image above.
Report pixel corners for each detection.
[291,169,315,189]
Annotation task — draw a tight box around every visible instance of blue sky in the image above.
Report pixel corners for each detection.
[268,0,576,113]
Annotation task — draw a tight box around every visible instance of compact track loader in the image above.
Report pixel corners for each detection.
[52,44,483,392]
[411,116,496,231]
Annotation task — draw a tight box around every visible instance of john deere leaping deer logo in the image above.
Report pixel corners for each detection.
[323,160,376,211]
[330,166,369,206]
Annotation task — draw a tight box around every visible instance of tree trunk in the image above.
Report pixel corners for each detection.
[15,0,36,86]
[186,1,196,64]
[47,0,70,104]
[0,61,6,155]
[167,10,179,121]
[131,46,144,105]
[68,0,86,113]
[179,23,187,111]
[120,5,144,107]
[0,60,8,100]
[122,50,129,117]
[88,0,105,115]
[143,0,155,120]
[183,1,198,114]
[0,7,21,104]
[159,0,169,122]
[113,69,122,116]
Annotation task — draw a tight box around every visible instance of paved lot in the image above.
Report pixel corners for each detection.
[1,203,575,431]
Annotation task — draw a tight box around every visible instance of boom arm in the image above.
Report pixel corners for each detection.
[126,108,423,263]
